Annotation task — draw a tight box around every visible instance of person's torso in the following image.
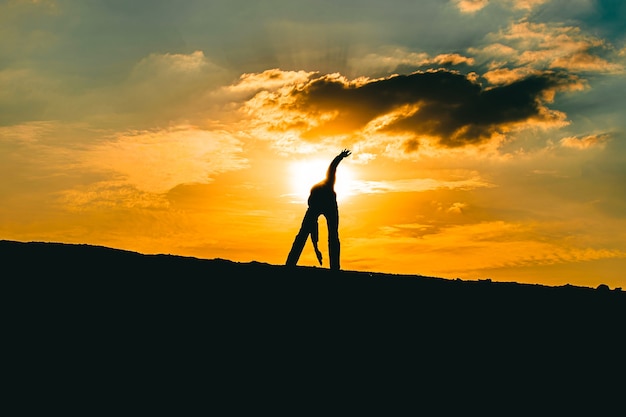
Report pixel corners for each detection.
[308,182,337,211]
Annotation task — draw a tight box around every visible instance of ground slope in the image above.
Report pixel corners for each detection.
[3,240,624,413]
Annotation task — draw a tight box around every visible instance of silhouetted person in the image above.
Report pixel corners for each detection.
[286,149,351,270]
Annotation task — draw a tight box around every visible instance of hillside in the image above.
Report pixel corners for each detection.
[3,239,624,412]
[4,239,623,327]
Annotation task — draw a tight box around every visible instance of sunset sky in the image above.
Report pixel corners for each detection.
[2,0,625,288]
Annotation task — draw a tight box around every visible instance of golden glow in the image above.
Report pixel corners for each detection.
[3,3,626,291]
[289,159,355,202]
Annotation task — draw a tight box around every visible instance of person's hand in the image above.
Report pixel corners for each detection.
[339,149,351,158]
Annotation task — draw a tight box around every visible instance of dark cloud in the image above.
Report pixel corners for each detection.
[281,69,580,148]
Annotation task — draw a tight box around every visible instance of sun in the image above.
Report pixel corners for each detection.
[289,158,355,202]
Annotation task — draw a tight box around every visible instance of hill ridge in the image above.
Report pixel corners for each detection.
[4,238,624,408]
[2,238,621,293]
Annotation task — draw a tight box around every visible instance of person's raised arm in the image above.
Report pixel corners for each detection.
[325,149,351,186]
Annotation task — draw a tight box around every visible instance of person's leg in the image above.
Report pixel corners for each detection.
[325,210,340,270]
[286,209,317,266]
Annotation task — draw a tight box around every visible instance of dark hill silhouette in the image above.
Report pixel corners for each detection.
[3,239,624,413]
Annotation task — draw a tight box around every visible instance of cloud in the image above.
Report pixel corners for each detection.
[452,0,548,14]
[227,69,314,94]
[0,0,58,17]
[352,176,492,194]
[550,52,623,73]
[0,120,58,144]
[372,219,626,277]
[447,202,468,214]
[131,50,211,77]
[510,0,549,10]
[559,133,610,150]
[0,121,99,178]
[0,49,233,127]
[57,182,171,211]
[0,67,59,124]
[453,0,490,14]
[349,48,475,76]
[478,20,624,75]
[243,68,580,149]
[0,121,249,210]
[82,125,248,193]
[430,53,475,66]
[482,66,542,84]
[119,50,232,117]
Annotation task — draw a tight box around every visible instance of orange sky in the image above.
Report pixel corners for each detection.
[2,0,626,289]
